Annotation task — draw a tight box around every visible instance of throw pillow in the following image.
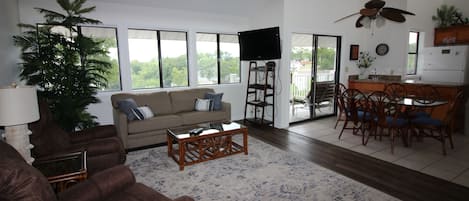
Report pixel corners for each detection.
[117,98,138,121]
[194,98,212,112]
[132,106,155,120]
[204,92,224,111]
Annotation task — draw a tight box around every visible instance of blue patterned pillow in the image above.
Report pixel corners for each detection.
[132,106,155,120]
[117,98,138,120]
[204,93,223,111]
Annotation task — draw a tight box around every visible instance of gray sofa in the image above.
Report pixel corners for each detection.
[111,88,231,149]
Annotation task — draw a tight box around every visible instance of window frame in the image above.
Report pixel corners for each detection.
[78,25,123,92]
[128,28,189,89]
[407,31,420,75]
[196,32,241,85]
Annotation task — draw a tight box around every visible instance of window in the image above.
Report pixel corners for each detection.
[407,31,419,75]
[128,29,188,89]
[196,33,240,85]
[80,26,121,91]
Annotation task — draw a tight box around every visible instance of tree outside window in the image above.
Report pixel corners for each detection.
[407,32,419,75]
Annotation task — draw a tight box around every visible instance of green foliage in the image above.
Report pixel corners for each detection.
[291,47,336,70]
[432,4,468,28]
[13,0,110,131]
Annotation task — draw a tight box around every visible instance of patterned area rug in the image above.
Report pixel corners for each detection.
[126,136,399,201]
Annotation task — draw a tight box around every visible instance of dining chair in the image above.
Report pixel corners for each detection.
[334,83,347,129]
[338,88,370,144]
[384,83,406,101]
[366,91,408,153]
[409,84,440,117]
[410,90,463,155]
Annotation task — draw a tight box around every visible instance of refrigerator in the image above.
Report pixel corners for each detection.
[421,45,469,84]
[421,45,469,135]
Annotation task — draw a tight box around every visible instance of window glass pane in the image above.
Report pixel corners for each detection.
[128,29,160,89]
[196,33,218,85]
[160,31,188,87]
[408,32,418,53]
[81,26,121,91]
[407,54,417,74]
[220,34,240,84]
[290,34,313,100]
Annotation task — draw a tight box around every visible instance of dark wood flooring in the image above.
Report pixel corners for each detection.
[243,122,469,201]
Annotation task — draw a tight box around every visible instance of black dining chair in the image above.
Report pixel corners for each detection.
[334,83,347,129]
[409,85,440,118]
[384,83,406,101]
[366,91,408,153]
[409,90,463,155]
[338,89,370,145]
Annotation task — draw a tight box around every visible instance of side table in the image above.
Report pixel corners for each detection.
[33,151,87,193]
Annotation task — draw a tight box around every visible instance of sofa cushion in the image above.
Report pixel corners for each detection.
[117,98,138,121]
[204,92,223,111]
[179,111,228,125]
[111,92,172,115]
[169,88,214,113]
[194,98,212,111]
[128,114,183,133]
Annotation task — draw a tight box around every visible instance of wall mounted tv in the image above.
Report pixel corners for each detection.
[238,26,281,61]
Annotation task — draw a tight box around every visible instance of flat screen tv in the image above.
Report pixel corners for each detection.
[238,27,281,61]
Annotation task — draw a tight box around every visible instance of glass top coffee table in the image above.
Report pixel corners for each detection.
[167,122,248,170]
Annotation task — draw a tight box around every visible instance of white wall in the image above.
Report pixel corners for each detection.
[0,0,20,86]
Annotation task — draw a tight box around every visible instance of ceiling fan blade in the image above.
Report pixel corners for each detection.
[382,7,415,15]
[365,0,385,9]
[381,9,406,22]
[360,8,378,17]
[334,12,360,23]
[355,15,365,28]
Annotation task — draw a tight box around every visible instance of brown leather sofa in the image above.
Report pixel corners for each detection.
[29,101,126,175]
[0,140,194,201]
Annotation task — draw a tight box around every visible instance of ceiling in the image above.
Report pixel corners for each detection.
[92,0,271,17]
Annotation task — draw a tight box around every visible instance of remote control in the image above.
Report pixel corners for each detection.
[189,128,204,135]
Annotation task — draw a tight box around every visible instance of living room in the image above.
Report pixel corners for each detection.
[1,0,469,200]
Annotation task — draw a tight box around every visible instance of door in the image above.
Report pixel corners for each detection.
[289,34,341,123]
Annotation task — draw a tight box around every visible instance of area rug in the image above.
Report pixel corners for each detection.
[126,136,399,201]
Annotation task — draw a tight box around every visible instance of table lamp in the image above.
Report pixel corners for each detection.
[0,84,39,164]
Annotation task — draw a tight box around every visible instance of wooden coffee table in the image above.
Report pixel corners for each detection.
[167,122,248,170]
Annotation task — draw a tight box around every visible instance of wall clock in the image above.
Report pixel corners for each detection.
[376,43,389,56]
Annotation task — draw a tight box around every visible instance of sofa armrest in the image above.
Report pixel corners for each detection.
[58,165,135,201]
[113,108,129,149]
[69,125,117,143]
[221,101,231,121]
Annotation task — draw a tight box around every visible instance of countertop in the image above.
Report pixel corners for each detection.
[350,79,467,87]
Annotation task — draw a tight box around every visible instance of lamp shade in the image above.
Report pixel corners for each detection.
[0,86,40,126]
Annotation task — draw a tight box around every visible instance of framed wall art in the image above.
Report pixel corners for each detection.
[350,44,359,60]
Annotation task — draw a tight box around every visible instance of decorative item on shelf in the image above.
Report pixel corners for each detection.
[356,51,376,79]
[0,84,39,164]
[432,4,468,28]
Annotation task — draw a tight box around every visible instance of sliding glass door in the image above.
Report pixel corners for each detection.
[289,34,341,123]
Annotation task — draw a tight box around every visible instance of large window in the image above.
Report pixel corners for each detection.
[80,26,121,91]
[128,29,188,89]
[407,31,419,75]
[196,33,240,85]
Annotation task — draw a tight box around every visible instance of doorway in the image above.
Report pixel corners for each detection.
[289,34,341,123]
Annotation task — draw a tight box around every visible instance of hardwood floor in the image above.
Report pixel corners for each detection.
[243,122,469,201]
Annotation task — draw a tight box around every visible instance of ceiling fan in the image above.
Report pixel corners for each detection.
[335,0,415,28]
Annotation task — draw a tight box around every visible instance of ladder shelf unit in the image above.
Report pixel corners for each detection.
[244,61,275,126]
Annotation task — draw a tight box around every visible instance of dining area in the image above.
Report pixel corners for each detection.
[336,81,466,156]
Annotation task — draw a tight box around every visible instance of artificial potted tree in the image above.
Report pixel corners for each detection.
[14,0,111,131]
